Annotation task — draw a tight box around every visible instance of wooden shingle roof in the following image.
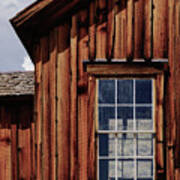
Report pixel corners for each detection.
[0,71,34,96]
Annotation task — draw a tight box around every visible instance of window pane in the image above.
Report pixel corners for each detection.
[136,80,152,104]
[137,160,153,178]
[137,134,153,156]
[117,80,133,104]
[136,107,152,119]
[99,107,115,130]
[118,160,134,178]
[137,119,153,131]
[117,107,133,130]
[99,134,116,157]
[117,134,134,156]
[99,159,115,180]
[99,80,115,104]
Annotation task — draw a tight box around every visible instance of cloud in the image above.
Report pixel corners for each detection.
[22,55,34,71]
[0,0,36,72]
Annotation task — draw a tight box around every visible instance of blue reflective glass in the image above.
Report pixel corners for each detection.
[99,160,115,180]
[99,134,115,156]
[99,107,115,130]
[99,80,115,104]
[117,107,133,130]
[117,80,133,104]
[136,107,152,119]
[136,80,152,104]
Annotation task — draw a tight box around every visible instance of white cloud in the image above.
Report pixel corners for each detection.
[22,55,34,71]
[0,0,36,72]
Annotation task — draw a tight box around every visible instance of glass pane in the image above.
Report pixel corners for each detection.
[118,160,134,178]
[117,134,134,156]
[99,80,115,104]
[136,107,152,119]
[137,119,153,131]
[137,160,153,178]
[136,80,152,104]
[137,134,153,156]
[99,107,115,130]
[99,159,115,180]
[118,107,133,130]
[117,80,133,104]
[99,134,116,157]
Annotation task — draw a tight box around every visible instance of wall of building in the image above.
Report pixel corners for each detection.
[32,0,180,179]
[0,97,34,180]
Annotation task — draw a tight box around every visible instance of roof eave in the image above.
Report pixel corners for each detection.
[10,0,85,62]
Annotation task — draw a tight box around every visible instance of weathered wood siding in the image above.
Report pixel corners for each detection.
[0,98,34,180]
[31,0,180,179]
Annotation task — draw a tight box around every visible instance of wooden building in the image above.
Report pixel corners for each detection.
[10,0,180,179]
[0,72,34,180]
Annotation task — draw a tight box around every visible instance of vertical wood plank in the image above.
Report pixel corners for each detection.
[153,0,168,58]
[49,28,57,180]
[166,1,176,177]
[11,110,18,180]
[155,74,165,178]
[175,168,180,180]
[144,0,152,60]
[18,106,31,180]
[34,43,42,180]
[70,15,78,180]
[127,0,134,59]
[174,0,180,168]
[31,121,36,180]
[96,0,107,59]
[0,106,11,180]
[78,8,89,180]
[114,0,127,59]
[134,0,144,58]
[41,36,50,180]
[89,1,96,61]
[87,76,96,179]
[107,0,115,59]
[57,22,70,179]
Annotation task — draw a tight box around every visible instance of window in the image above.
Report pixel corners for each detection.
[96,78,155,180]
[85,63,165,180]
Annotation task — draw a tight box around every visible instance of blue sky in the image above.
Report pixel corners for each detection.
[0,0,36,72]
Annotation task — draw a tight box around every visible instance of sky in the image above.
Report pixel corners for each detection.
[0,0,36,72]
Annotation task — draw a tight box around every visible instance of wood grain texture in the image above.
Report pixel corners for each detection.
[134,0,144,58]
[70,15,78,180]
[78,8,89,180]
[18,106,31,180]
[96,0,107,59]
[155,75,165,177]
[57,22,70,179]
[153,0,168,58]
[174,0,180,168]
[87,76,96,179]
[114,0,127,58]
[41,36,50,180]
[0,107,11,180]
[11,122,17,180]
[89,1,96,61]
[34,43,42,180]
[107,0,115,59]
[49,28,57,180]
[144,0,152,59]
[127,0,134,59]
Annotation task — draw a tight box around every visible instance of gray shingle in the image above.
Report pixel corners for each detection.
[0,71,34,96]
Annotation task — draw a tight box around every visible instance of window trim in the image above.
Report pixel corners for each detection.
[86,63,165,179]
